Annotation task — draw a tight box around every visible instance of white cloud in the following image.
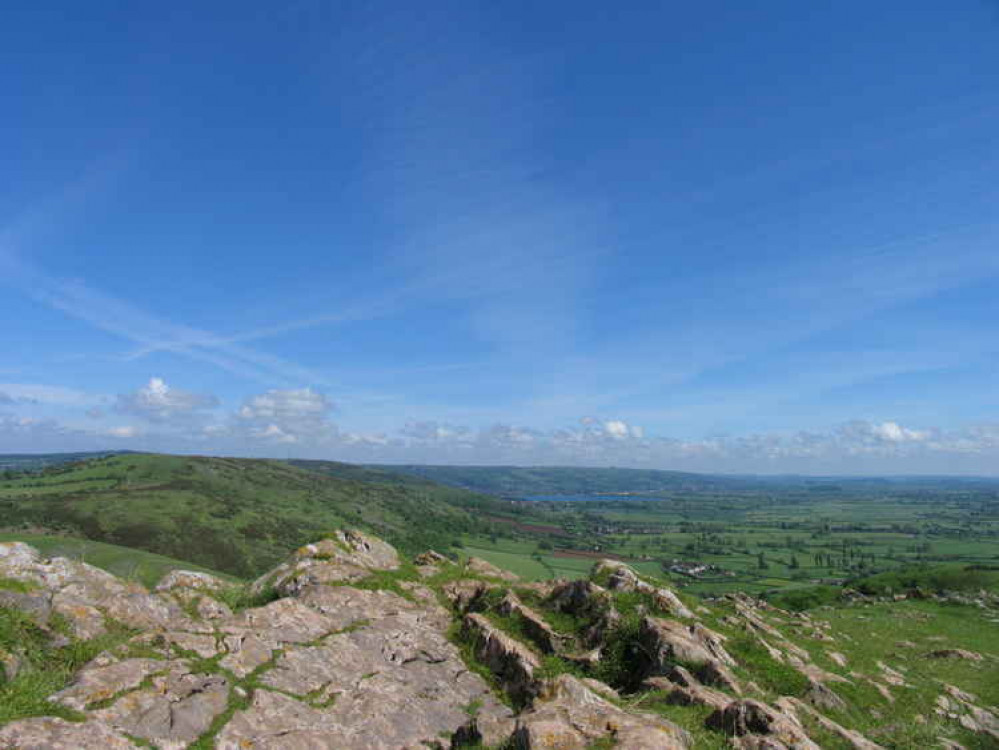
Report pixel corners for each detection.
[236,388,335,443]
[116,377,218,422]
[870,421,929,443]
[104,425,140,439]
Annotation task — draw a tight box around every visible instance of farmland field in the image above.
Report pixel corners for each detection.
[458,479,999,598]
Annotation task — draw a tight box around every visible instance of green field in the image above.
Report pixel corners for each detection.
[458,481,999,598]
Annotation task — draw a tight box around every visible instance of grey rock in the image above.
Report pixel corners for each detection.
[594,559,695,619]
[514,674,690,750]
[638,616,740,692]
[155,569,229,593]
[496,591,565,654]
[253,529,400,596]
[466,556,520,582]
[92,667,228,749]
[0,717,138,749]
[50,657,170,710]
[221,596,337,643]
[463,612,541,706]
[706,699,819,749]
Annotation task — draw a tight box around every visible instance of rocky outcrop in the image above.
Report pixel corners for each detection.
[706,699,820,749]
[466,556,520,582]
[776,697,884,750]
[923,648,984,661]
[462,612,541,706]
[594,559,695,619]
[252,529,400,595]
[496,591,565,654]
[547,579,620,647]
[638,616,741,692]
[0,535,515,750]
[514,674,691,749]
[0,542,199,638]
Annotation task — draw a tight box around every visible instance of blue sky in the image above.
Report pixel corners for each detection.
[2,1,998,473]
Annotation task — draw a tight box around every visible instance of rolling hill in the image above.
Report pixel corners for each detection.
[0,453,502,577]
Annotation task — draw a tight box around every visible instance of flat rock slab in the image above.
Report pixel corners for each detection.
[92,668,228,749]
[0,717,138,750]
[221,597,337,643]
[51,657,171,710]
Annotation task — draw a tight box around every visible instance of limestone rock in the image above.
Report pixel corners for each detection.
[463,612,541,705]
[466,556,520,582]
[496,591,565,654]
[51,657,170,711]
[638,616,740,691]
[514,674,690,750]
[221,596,337,643]
[706,699,819,749]
[91,668,228,749]
[777,697,884,750]
[923,649,983,661]
[155,569,229,593]
[441,579,489,612]
[547,579,620,647]
[252,529,400,595]
[594,559,695,619]
[414,549,449,566]
[0,718,138,749]
[804,678,847,712]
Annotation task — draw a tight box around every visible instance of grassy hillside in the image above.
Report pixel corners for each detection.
[370,464,749,496]
[0,451,131,474]
[285,458,511,513]
[0,453,490,577]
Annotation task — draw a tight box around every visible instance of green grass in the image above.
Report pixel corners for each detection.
[0,607,140,724]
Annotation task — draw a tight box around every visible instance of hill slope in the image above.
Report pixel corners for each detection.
[0,453,491,577]
[369,464,749,496]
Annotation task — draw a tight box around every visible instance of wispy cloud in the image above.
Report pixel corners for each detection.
[3,254,331,388]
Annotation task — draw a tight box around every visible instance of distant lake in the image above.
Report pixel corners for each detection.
[521,494,663,502]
